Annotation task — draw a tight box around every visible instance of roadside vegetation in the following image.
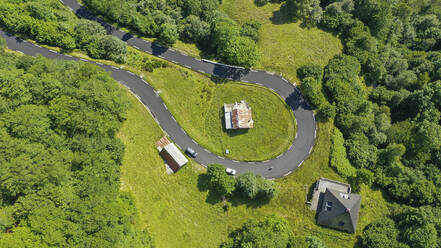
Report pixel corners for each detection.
[0,0,127,63]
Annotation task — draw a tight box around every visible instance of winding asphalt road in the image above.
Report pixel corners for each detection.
[0,0,317,178]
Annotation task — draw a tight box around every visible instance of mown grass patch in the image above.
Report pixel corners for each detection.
[220,0,343,82]
[144,66,295,161]
[118,94,390,248]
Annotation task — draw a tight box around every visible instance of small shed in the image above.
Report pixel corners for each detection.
[224,100,254,129]
[156,136,188,172]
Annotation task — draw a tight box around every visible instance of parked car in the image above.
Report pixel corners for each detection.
[225,168,236,175]
[185,147,198,158]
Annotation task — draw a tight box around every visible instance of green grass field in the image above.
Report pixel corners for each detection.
[143,65,296,161]
[118,92,391,248]
[220,0,343,82]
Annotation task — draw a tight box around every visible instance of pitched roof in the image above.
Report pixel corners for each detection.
[162,143,188,167]
[224,101,254,129]
[317,188,361,233]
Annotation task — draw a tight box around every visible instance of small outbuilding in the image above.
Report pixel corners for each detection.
[310,178,361,233]
[224,100,254,130]
[156,136,188,172]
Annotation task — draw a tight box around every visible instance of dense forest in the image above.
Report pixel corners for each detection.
[0,43,152,247]
[291,0,441,246]
[0,0,127,62]
[83,0,261,68]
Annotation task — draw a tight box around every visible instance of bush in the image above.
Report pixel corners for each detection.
[240,20,262,42]
[317,104,336,122]
[235,172,259,199]
[157,23,179,47]
[222,216,293,248]
[180,15,210,43]
[329,127,357,178]
[235,172,277,201]
[86,35,127,63]
[207,164,236,196]
[222,36,259,68]
[300,77,327,109]
[74,19,106,48]
[305,235,327,248]
[297,63,323,81]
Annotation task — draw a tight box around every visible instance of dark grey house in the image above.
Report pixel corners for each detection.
[310,178,361,233]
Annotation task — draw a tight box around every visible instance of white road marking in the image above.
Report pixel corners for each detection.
[314,129,317,138]
[295,131,298,139]
[128,71,134,75]
[111,66,118,69]
[65,54,72,58]
[232,160,239,163]
[276,154,283,159]
[171,116,176,122]
[184,65,191,69]
[80,58,87,62]
[289,144,293,150]
[198,69,204,73]
[242,80,249,83]
[283,171,292,177]
[16,50,24,54]
[49,50,57,53]
[163,103,168,110]
[96,62,103,65]
[204,148,210,153]
[35,45,42,48]
[299,160,304,167]
[309,147,313,154]
[263,160,270,163]
[250,69,258,72]
[248,162,255,164]
[192,139,197,144]
[256,83,263,86]
[133,46,139,49]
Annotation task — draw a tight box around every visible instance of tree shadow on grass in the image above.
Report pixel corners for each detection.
[197,174,223,205]
[270,3,296,25]
[229,193,271,209]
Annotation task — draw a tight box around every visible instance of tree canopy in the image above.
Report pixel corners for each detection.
[0,51,152,247]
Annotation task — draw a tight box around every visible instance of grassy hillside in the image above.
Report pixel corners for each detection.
[220,0,343,82]
[118,91,390,248]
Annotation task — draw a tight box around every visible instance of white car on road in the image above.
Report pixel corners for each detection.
[225,168,236,175]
